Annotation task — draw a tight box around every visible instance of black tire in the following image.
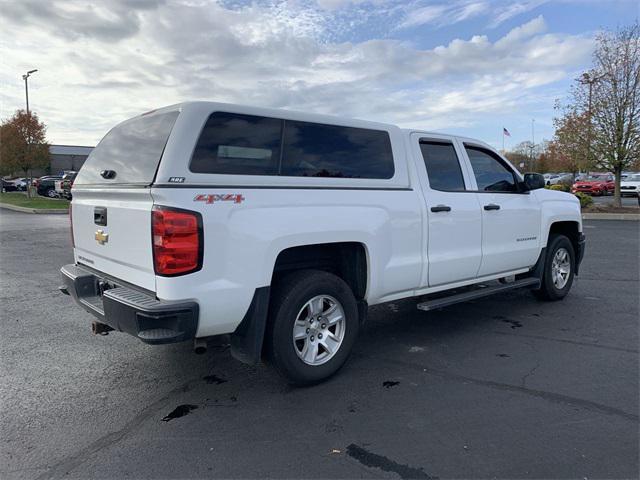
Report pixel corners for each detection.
[534,234,575,301]
[266,269,359,386]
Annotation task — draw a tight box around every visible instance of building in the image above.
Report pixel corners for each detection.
[49,145,93,175]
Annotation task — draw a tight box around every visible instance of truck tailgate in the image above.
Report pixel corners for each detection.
[72,188,156,291]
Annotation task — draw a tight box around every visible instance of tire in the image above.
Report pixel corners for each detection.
[534,234,575,301]
[266,270,359,386]
[46,189,57,198]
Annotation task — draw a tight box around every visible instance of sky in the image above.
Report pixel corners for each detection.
[1,0,638,149]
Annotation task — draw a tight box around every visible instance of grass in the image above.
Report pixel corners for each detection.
[0,192,69,210]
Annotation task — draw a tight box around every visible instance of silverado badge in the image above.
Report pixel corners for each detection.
[95,229,109,245]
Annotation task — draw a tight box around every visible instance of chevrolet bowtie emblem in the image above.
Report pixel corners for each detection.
[95,229,109,245]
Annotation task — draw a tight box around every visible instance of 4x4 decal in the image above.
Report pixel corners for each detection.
[194,193,245,204]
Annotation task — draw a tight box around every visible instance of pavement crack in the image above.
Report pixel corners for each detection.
[374,356,639,423]
[346,443,437,479]
[35,376,203,480]
[488,330,639,354]
[520,361,540,388]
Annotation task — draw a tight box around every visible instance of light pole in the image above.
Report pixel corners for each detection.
[579,71,603,172]
[22,69,37,115]
[529,118,535,171]
[22,69,37,197]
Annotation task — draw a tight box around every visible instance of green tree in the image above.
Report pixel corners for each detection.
[0,110,49,197]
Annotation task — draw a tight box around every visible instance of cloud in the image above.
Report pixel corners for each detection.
[397,1,489,29]
[0,0,167,42]
[0,0,594,144]
[488,0,549,27]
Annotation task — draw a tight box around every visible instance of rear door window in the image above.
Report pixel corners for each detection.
[190,112,282,175]
[419,141,466,191]
[75,111,179,185]
[281,121,394,178]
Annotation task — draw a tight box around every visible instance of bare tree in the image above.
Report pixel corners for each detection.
[581,24,640,207]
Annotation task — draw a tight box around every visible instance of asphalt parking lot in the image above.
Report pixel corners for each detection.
[1,209,638,479]
[591,194,639,207]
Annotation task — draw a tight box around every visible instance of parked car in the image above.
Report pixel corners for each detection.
[621,173,640,197]
[571,174,614,196]
[544,173,573,186]
[61,172,77,199]
[35,176,63,197]
[60,102,585,385]
[3,177,29,191]
[1,179,19,192]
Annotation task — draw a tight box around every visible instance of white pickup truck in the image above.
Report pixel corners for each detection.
[61,102,585,385]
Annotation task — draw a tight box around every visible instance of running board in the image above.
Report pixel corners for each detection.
[416,277,540,312]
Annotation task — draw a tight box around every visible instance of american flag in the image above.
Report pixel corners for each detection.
[503,127,511,137]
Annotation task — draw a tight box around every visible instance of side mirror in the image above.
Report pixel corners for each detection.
[523,173,546,191]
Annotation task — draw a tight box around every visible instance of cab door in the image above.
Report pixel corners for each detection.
[460,143,542,276]
[411,134,482,287]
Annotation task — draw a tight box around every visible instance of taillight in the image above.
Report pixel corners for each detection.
[152,206,202,276]
[69,203,74,247]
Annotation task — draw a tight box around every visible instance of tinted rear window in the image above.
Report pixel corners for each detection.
[75,111,179,185]
[190,112,282,175]
[189,112,394,179]
[281,120,394,178]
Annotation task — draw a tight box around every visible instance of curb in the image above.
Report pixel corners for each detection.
[582,212,640,221]
[0,203,69,214]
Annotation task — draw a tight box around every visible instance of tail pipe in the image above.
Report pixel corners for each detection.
[194,338,207,355]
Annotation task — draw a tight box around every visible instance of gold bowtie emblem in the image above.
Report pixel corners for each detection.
[95,229,109,245]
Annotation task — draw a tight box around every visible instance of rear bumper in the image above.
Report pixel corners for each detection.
[60,264,198,345]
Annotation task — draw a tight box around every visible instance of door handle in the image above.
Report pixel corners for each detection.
[430,205,452,213]
[94,207,107,226]
[484,204,500,211]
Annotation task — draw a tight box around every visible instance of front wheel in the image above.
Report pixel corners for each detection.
[266,270,359,386]
[534,234,575,301]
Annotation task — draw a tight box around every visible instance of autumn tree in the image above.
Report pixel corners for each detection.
[549,107,591,176]
[0,110,49,196]
[568,24,640,207]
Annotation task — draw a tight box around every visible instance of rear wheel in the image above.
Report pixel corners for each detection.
[266,270,359,386]
[534,234,575,301]
[46,189,57,198]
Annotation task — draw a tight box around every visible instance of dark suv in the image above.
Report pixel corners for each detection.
[34,176,63,198]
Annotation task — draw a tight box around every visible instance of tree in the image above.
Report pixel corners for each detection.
[505,141,548,172]
[549,107,591,176]
[0,110,49,196]
[573,24,640,207]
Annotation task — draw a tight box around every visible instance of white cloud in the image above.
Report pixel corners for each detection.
[397,1,489,30]
[0,0,594,144]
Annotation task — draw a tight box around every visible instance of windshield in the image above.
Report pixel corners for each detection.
[625,174,640,181]
[584,175,610,181]
[74,110,179,186]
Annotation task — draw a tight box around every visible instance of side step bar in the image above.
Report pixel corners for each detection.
[417,277,540,312]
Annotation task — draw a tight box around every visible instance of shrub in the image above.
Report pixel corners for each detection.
[575,192,593,208]
[549,184,571,192]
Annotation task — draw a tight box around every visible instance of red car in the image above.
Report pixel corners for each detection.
[572,174,614,196]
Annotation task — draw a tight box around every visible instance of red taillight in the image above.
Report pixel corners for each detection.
[152,207,202,276]
[69,203,74,247]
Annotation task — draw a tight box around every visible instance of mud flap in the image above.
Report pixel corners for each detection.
[230,287,270,365]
